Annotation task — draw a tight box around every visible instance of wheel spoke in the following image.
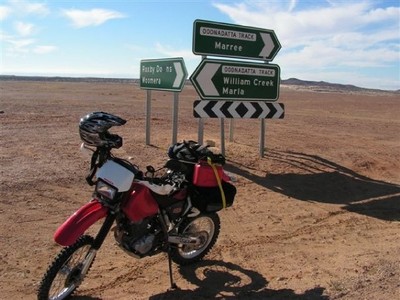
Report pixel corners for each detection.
[48,247,90,298]
[179,216,215,259]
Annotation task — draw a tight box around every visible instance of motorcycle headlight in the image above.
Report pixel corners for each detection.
[96,180,117,200]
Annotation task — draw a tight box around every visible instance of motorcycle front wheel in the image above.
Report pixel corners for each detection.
[37,235,95,300]
[171,213,220,265]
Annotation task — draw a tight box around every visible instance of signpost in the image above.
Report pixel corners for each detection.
[193,19,281,61]
[140,58,187,91]
[190,59,280,101]
[191,20,284,157]
[140,57,187,145]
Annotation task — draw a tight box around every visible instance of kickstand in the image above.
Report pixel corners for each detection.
[167,247,178,290]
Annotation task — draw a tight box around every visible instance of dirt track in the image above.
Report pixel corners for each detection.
[0,80,399,299]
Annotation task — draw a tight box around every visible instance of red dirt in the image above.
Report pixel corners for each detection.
[0,80,399,299]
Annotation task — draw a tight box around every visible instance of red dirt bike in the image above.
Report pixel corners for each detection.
[37,112,236,300]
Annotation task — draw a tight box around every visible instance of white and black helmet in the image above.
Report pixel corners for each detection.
[79,112,126,148]
[168,140,211,162]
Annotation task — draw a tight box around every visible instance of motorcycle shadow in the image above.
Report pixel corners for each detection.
[150,260,328,300]
[70,297,101,300]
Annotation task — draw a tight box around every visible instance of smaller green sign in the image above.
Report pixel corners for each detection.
[140,58,187,91]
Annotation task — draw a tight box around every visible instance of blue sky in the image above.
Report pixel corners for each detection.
[1,0,399,90]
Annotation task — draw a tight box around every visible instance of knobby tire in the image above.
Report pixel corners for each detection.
[37,235,95,300]
[171,213,220,265]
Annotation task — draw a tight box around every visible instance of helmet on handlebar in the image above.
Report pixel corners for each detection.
[79,112,126,148]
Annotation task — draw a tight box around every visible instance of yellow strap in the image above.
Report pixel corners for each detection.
[207,157,226,209]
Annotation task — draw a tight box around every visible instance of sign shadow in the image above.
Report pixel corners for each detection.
[225,150,400,221]
[150,260,328,300]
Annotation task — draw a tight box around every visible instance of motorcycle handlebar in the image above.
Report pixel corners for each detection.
[85,147,112,186]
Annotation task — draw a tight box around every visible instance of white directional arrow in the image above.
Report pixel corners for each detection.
[194,100,209,118]
[274,101,284,118]
[196,63,220,96]
[172,62,185,88]
[227,102,241,118]
[259,33,275,58]
[259,102,271,118]
[243,102,257,118]
[211,100,224,116]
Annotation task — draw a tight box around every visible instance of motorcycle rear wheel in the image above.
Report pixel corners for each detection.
[171,213,220,265]
[37,235,95,300]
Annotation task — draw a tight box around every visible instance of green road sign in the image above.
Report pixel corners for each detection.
[190,59,280,101]
[193,19,281,61]
[140,57,187,91]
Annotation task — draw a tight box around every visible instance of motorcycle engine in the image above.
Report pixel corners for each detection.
[114,217,161,258]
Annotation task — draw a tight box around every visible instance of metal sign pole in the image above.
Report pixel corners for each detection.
[260,119,265,157]
[229,119,234,142]
[197,55,207,145]
[172,92,179,144]
[146,90,151,145]
[198,118,204,144]
[220,118,225,156]
[260,59,268,157]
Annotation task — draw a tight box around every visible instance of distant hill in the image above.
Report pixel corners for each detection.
[282,78,365,91]
[281,78,399,94]
[0,75,398,94]
[0,75,139,84]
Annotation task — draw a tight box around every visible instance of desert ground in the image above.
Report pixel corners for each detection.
[0,79,399,299]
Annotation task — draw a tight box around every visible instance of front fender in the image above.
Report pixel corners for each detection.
[54,199,108,246]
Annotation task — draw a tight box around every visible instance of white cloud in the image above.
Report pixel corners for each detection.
[214,1,399,47]
[3,34,57,56]
[153,42,202,76]
[7,0,49,17]
[0,5,12,20]
[288,0,297,12]
[62,8,125,28]
[0,1,49,20]
[0,30,12,42]
[212,0,400,89]
[33,45,57,54]
[6,38,36,54]
[1,1,53,57]
[14,21,35,36]
[155,42,197,61]
[20,1,49,16]
[362,6,400,22]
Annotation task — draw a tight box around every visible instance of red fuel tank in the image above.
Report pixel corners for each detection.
[122,183,159,223]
